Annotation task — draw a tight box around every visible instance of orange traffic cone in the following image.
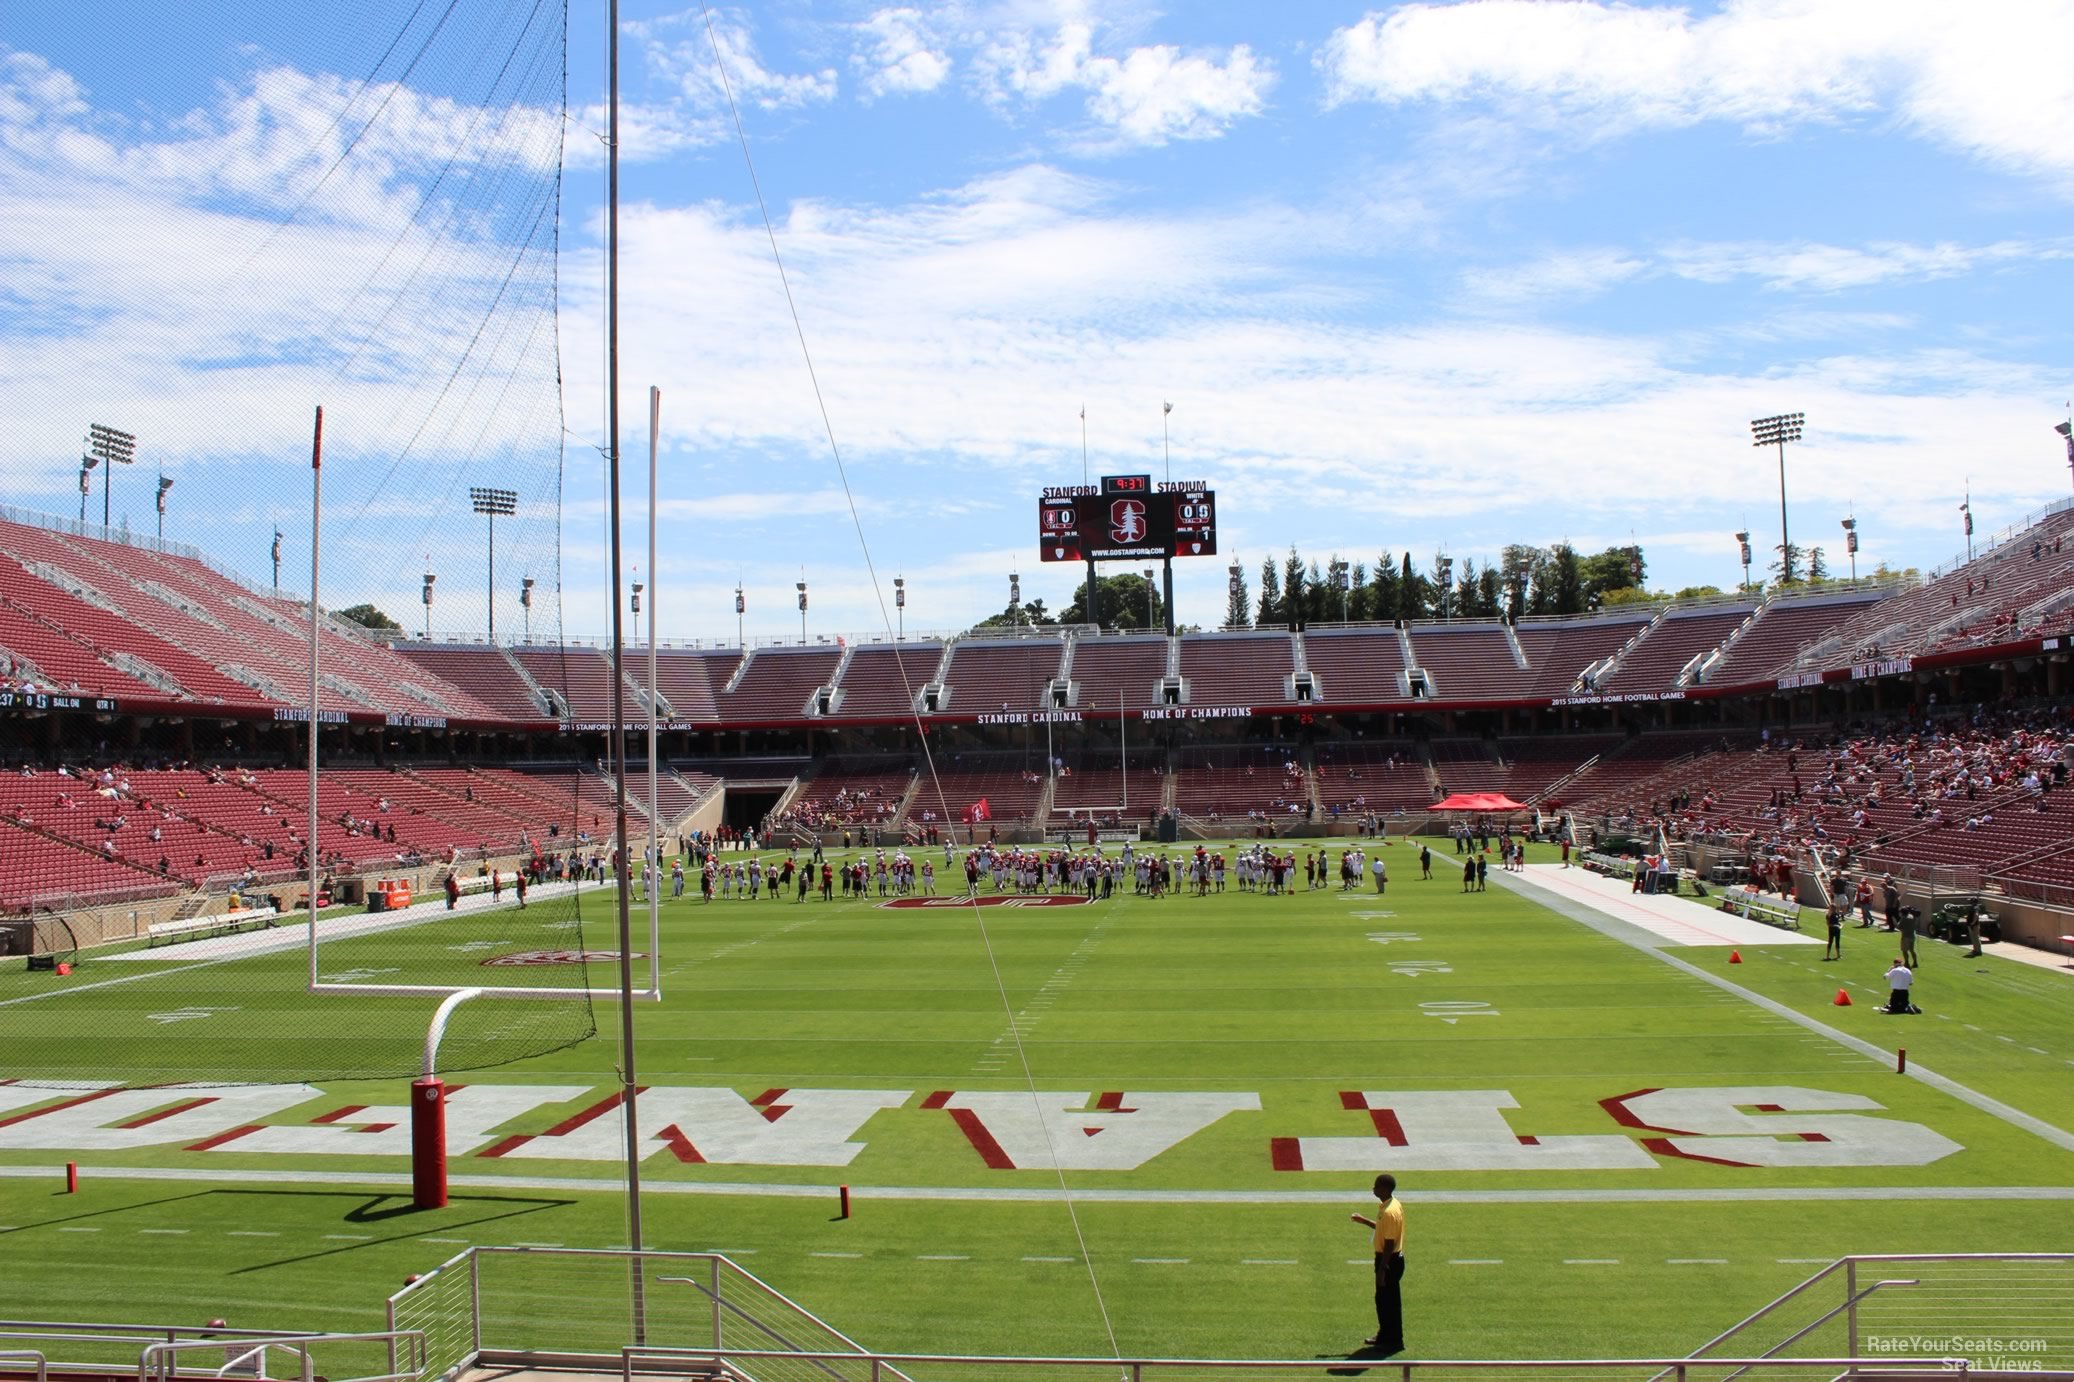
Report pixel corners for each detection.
[1832,988,1852,1006]
[1729,950,1742,964]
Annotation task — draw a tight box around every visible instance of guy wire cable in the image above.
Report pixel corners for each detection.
[699,5,1126,1361]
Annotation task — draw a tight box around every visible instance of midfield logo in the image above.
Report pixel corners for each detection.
[0,1082,1962,1171]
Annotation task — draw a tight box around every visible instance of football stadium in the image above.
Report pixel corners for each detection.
[4,3,2074,1381]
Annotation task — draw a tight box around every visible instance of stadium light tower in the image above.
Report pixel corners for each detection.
[469,486,518,643]
[2057,414,2073,493]
[1734,530,1753,592]
[520,576,536,643]
[1435,554,1454,621]
[1839,514,1859,587]
[1328,558,1350,622]
[1961,486,1974,562]
[796,578,808,646]
[272,529,284,593]
[1750,412,1804,583]
[894,575,906,641]
[734,583,745,649]
[631,578,644,643]
[1162,400,1173,485]
[1143,566,1156,630]
[85,423,135,530]
[421,568,436,639]
[1227,558,1242,628]
[1009,570,1021,632]
[78,458,95,523]
[155,476,174,539]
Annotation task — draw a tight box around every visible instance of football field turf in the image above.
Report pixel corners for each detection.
[3,836,2071,1362]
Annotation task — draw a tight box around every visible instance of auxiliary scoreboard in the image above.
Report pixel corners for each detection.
[1037,474,1217,563]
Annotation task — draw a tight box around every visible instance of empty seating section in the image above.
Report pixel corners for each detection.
[1494,735,1623,801]
[1701,594,1882,687]
[398,646,554,721]
[1406,625,1524,700]
[717,648,843,721]
[513,648,625,721]
[939,639,1064,715]
[1599,608,1749,694]
[1515,616,1648,697]
[0,598,166,699]
[923,755,1048,825]
[1312,741,1431,812]
[832,643,940,718]
[1430,739,1502,795]
[1049,751,1161,821]
[781,760,914,831]
[1179,633,1292,705]
[0,554,271,706]
[1170,745,1297,819]
[327,770,535,849]
[644,650,737,722]
[1070,637,1170,710]
[1301,630,1408,705]
[0,516,500,721]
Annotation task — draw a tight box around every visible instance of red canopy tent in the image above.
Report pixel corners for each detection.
[1431,791,1528,812]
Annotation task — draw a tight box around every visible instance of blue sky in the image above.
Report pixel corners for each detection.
[5,1,2073,643]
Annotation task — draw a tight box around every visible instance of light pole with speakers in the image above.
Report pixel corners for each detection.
[894,575,906,641]
[1840,516,1859,587]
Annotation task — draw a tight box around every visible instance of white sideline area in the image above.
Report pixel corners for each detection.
[1517,862,1820,948]
[105,878,594,962]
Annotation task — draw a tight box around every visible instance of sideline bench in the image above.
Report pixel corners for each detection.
[1719,886,1802,930]
[146,912,276,948]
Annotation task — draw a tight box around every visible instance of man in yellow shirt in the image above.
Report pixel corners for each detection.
[1349,1173,1405,1354]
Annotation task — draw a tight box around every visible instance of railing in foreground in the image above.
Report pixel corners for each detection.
[0,1321,419,1382]
[377,1249,2074,1382]
[1685,1253,2074,1375]
[621,1349,2066,1382]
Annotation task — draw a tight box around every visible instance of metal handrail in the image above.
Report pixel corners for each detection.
[621,1347,2037,1382]
[135,1329,424,1382]
[0,1351,47,1382]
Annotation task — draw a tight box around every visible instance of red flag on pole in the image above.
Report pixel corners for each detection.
[967,798,992,823]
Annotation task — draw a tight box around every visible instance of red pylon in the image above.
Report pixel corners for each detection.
[1833,988,1852,1007]
[1729,950,1742,964]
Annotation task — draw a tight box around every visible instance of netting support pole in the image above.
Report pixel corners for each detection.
[604,0,648,1347]
[306,405,323,995]
[413,988,481,1210]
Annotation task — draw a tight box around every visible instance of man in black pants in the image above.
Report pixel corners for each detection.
[1350,1173,1406,1355]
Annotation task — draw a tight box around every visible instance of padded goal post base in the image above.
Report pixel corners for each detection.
[412,1076,448,1209]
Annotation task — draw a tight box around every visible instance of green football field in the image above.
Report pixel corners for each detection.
[4,836,2072,1363]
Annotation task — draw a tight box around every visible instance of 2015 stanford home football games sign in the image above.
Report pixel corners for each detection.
[0,1082,1962,1172]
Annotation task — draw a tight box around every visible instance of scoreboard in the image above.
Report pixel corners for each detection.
[1038,474,1217,563]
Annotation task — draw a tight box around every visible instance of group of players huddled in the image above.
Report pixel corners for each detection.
[677,838,1395,903]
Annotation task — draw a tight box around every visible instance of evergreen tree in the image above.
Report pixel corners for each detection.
[1370,555,1400,622]
[1477,566,1501,618]
[1256,558,1282,626]
[1283,547,1308,627]
[1549,542,1585,614]
[1397,552,1425,623]
[1348,562,1370,621]
[1807,545,1830,583]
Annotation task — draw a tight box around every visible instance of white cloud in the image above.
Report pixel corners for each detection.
[1318,0,2074,184]
[1463,235,2074,308]
[975,18,1275,148]
[854,8,953,100]
[635,11,838,112]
